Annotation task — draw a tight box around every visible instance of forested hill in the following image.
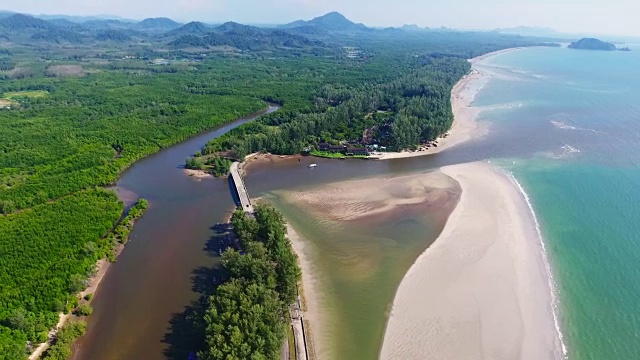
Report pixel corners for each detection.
[168,24,326,52]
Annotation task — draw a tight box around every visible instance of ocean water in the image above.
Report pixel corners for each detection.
[475,46,640,360]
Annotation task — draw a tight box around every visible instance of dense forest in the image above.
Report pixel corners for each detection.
[199,205,301,360]
[0,190,122,357]
[202,55,470,159]
[0,9,557,359]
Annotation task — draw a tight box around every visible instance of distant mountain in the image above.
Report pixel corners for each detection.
[495,26,561,38]
[47,18,79,28]
[170,24,324,51]
[31,28,85,43]
[401,24,428,32]
[82,19,130,31]
[569,38,617,51]
[36,14,134,23]
[96,29,132,42]
[214,21,259,33]
[0,11,15,19]
[166,21,211,37]
[136,17,181,32]
[0,13,52,30]
[282,12,368,32]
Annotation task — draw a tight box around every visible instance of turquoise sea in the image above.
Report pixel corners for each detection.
[475,46,640,360]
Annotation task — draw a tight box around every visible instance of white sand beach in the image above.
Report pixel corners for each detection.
[380,162,563,360]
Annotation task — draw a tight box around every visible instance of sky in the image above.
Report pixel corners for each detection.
[1,0,639,36]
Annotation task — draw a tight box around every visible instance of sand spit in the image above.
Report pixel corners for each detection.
[183,168,213,180]
[380,162,563,360]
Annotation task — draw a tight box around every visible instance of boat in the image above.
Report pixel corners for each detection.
[309,164,318,168]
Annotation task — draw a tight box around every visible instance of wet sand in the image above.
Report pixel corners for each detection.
[380,162,563,360]
[183,168,213,180]
[279,172,460,359]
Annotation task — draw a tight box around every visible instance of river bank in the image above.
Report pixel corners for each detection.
[28,257,117,360]
[380,162,563,359]
[71,106,279,360]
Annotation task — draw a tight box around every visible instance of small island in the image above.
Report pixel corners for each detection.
[568,38,621,51]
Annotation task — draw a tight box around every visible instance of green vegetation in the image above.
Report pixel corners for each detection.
[3,90,49,99]
[83,294,93,301]
[199,204,301,360]
[310,150,347,159]
[41,321,86,360]
[0,189,122,356]
[202,55,470,159]
[287,325,296,360]
[186,155,232,177]
[73,304,93,317]
[108,199,148,248]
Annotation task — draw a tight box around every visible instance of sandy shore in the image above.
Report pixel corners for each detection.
[183,168,213,180]
[373,70,486,160]
[374,48,526,161]
[285,172,457,222]
[286,224,325,360]
[380,162,563,360]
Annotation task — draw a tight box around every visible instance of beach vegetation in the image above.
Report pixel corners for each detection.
[73,304,93,317]
[41,321,86,360]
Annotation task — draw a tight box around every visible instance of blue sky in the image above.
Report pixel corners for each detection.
[3,0,639,36]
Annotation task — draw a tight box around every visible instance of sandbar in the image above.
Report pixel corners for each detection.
[380,162,564,360]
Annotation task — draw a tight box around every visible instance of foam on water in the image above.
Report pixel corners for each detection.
[550,120,598,133]
[498,164,569,359]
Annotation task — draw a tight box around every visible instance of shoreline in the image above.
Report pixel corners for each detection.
[380,162,564,359]
[380,46,566,359]
[373,47,523,161]
[505,169,568,358]
[285,224,323,360]
[183,168,213,180]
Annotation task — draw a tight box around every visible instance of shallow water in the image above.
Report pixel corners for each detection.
[480,46,640,359]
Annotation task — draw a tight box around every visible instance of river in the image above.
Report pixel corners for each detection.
[72,105,279,360]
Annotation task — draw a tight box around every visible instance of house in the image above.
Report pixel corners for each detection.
[151,59,169,66]
[318,143,330,151]
[329,145,347,153]
[346,147,370,156]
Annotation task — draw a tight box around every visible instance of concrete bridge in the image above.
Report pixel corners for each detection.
[229,162,253,213]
